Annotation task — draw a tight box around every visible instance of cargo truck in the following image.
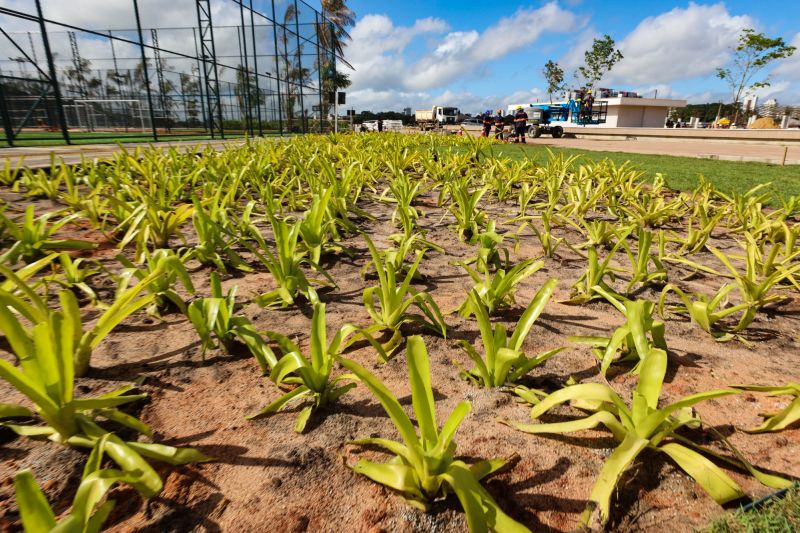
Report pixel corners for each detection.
[415,106,460,130]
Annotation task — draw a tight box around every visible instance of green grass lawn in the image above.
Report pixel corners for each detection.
[703,485,800,533]
[492,144,800,202]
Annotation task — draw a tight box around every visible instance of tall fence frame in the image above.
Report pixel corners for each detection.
[0,0,342,146]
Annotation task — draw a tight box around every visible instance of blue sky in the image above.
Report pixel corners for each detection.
[341,1,800,113]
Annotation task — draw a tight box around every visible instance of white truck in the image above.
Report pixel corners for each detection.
[415,106,461,130]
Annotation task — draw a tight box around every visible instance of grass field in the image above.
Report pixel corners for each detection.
[705,485,800,533]
[493,144,800,202]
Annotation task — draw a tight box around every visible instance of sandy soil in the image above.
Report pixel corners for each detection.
[0,179,798,533]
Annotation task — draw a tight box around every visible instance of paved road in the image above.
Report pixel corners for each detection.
[528,136,800,165]
[1,134,797,168]
[1,139,243,169]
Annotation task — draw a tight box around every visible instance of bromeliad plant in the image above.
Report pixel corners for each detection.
[14,437,158,533]
[187,272,277,373]
[571,286,667,376]
[340,336,531,533]
[0,296,208,474]
[249,211,331,307]
[116,248,195,315]
[247,303,382,433]
[115,197,194,262]
[0,265,162,377]
[42,252,103,303]
[361,234,447,357]
[459,220,510,274]
[700,246,800,332]
[0,206,96,265]
[567,231,629,304]
[448,179,488,243]
[571,218,626,250]
[731,383,800,433]
[458,258,543,317]
[503,348,791,529]
[297,187,342,264]
[657,283,748,341]
[192,198,252,273]
[615,176,686,228]
[622,228,668,294]
[525,207,565,259]
[457,282,563,389]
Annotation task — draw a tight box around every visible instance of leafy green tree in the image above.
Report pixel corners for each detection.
[576,34,623,90]
[543,60,565,103]
[716,28,796,124]
[234,65,263,127]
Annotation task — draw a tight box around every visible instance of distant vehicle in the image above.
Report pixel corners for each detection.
[383,120,404,131]
[415,106,461,130]
[360,119,403,132]
[460,118,482,127]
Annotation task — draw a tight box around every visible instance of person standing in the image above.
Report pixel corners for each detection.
[513,106,528,143]
[493,109,505,140]
[482,110,493,137]
[583,89,595,122]
[377,118,383,132]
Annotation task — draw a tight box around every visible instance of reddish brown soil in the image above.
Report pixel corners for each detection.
[0,183,798,533]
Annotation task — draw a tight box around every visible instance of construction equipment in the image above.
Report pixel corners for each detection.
[522,99,608,138]
[415,106,461,130]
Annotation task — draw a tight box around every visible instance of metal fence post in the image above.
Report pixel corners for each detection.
[315,11,323,133]
[293,0,306,133]
[0,83,15,146]
[249,0,263,136]
[270,0,283,136]
[34,0,71,144]
[237,2,253,137]
[132,0,158,141]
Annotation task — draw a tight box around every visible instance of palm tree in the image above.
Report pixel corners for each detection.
[318,0,355,125]
[320,0,355,58]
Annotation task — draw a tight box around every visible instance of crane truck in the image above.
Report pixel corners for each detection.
[507,98,608,138]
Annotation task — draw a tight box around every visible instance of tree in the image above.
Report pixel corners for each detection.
[576,34,623,90]
[716,28,796,125]
[318,1,355,123]
[179,73,201,126]
[543,60,565,103]
[234,65,263,127]
[320,0,355,58]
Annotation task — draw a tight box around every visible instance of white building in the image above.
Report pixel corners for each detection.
[507,96,687,128]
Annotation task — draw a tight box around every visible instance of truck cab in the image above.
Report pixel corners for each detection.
[436,106,460,125]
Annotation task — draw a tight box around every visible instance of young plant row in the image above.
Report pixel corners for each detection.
[0,134,798,531]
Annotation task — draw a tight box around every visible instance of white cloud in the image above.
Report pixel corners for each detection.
[434,31,479,57]
[771,33,800,80]
[346,15,449,91]
[347,2,582,95]
[404,3,582,90]
[503,87,546,106]
[608,3,753,85]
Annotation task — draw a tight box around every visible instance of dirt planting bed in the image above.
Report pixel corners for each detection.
[0,138,798,532]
